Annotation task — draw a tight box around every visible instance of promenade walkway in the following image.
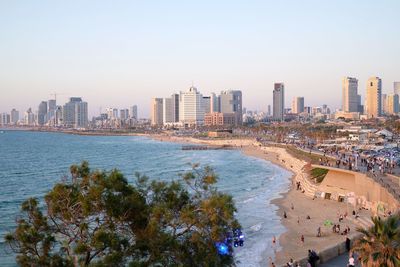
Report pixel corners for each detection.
[293,145,400,203]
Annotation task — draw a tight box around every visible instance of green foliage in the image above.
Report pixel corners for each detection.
[353,215,400,267]
[310,168,328,183]
[5,162,240,267]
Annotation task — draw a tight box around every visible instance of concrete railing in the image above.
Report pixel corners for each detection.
[280,233,362,267]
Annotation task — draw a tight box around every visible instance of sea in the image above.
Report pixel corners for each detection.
[0,130,291,266]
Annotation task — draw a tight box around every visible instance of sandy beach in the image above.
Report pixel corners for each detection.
[150,135,368,266]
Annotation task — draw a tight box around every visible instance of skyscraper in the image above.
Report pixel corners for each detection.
[24,108,35,125]
[62,97,88,128]
[210,93,220,113]
[151,98,163,126]
[75,101,88,128]
[10,109,19,125]
[179,87,204,126]
[273,83,284,121]
[0,113,10,125]
[171,94,179,123]
[394,82,400,96]
[120,109,129,120]
[47,99,56,125]
[162,94,179,125]
[365,77,382,118]
[292,97,304,114]
[38,101,48,125]
[130,105,138,121]
[342,77,359,112]
[382,94,387,114]
[386,94,399,115]
[202,96,211,114]
[163,97,174,124]
[220,90,243,125]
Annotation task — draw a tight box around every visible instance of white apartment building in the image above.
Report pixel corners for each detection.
[179,87,204,126]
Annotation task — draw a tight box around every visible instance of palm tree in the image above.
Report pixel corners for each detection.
[352,215,400,267]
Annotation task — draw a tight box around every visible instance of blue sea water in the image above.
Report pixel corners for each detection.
[0,131,291,266]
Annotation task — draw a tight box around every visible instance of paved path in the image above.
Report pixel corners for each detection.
[319,253,348,267]
[319,252,362,267]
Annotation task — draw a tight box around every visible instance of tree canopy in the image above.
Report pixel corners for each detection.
[353,214,400,267]
[5,162,241,267]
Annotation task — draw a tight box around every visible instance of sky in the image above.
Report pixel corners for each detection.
[1,0,399,118]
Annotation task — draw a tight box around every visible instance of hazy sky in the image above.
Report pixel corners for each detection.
[1,0,399,118]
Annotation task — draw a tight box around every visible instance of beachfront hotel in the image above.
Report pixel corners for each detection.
[151,98,164,126]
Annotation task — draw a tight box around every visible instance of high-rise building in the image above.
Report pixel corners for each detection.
[10,109,19,124]
[357,95,363,113]
[63,97,88,128]
[267,105,271,116]
[0,113,10,125]
[365,77,382,118]
[342,77,359,112]
[386,94,399,115]
[179,87,204,126]
[38,101,48,125]
[163,97,174,124]
[171,94,179,122]
[220,90,243,125]
[106,108,118,119]
[130,105,138,121]
[151,98,163,126]
[24,108,35,125]
[75,101,88,128]
[292,97,304,114]
[120,109,129,120]
[162,94,179,125]
[210,93,220,113]
[273,83,284,121]
[55,106,63,126]
[394,82,400,96]
[202,96,211,114]
[47,99,56,124]
[382,94,387,114]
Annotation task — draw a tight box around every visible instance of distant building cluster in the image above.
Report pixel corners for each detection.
[338,77,400,120]
[92,105,138,128]
[151,87,242,127]
[2,76,400,129]
[0,97,89,129]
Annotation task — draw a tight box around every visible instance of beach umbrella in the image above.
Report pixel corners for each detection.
[324,220,333,226]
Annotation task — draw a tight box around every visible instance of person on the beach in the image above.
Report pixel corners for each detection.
[284,211,287,218]
[301,234,304,245]
[272,235,276,245]
[348,253,355,267]
[317,227,321,237]
[291,203,294,210]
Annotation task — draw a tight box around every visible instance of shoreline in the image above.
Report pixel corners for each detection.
[3,129,363,265]
[146,134,362,266]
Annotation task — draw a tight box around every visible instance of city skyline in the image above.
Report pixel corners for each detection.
[1,1,400,117]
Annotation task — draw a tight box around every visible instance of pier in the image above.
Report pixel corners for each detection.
[181,145,234,151]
